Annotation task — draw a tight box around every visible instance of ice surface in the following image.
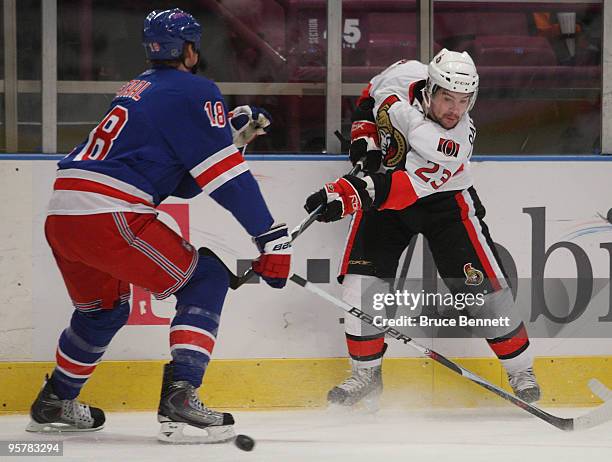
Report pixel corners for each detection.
[1,407,611,461]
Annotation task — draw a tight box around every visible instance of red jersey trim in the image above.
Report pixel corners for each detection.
[379,171,418,211]
[454,192,503,291]
[194,151,245,189]
[54,177,155,207]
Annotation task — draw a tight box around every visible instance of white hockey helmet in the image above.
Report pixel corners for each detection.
[425,48,479,112]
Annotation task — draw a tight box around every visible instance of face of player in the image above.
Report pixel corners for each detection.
[429,89,472,129]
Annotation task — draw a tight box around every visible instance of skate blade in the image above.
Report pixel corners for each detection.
[25,419,104,433]
[325,402,354,414]
[157,421,235,444]
[326,394,381,415]
[361,394,381,414]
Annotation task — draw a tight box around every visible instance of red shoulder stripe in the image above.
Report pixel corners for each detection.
[381,94,400,108]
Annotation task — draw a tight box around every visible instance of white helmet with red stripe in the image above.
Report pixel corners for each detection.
[425,48,479,112]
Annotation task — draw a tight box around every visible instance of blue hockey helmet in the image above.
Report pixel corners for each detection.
[142,8,202,60]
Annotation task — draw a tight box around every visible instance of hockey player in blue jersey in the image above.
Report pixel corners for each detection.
[27,8,291,443]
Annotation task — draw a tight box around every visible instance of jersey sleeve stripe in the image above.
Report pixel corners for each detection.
[190,144,239,179]
[200,161,250,195]
[194,150,244,188]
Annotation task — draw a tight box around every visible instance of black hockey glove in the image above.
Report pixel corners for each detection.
[349,138,382,173]
[349,96,382,172]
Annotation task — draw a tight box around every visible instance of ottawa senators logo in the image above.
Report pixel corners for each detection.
[437,138,460,158]
[376,95,407,168]
[463,263,484,286]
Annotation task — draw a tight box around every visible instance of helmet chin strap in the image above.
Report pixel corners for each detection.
[421,83,434,119]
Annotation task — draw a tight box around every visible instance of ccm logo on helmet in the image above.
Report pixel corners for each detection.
[437,138,460,157]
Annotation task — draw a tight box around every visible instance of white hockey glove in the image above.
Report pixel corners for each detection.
[229,105,272,148]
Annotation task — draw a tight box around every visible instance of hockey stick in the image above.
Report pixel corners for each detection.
[288,274,612,432]
[194,246,612,431]
[202,161,363,289]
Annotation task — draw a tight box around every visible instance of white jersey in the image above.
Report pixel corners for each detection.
[368,60,476,200]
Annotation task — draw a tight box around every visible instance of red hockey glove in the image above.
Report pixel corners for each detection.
[304,175,374,223]
[252,223,292,288]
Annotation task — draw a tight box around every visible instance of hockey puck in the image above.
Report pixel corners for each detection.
[234,434,255,451]
[607,208,612,225]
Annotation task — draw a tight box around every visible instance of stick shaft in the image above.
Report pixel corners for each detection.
[197,247,612,432]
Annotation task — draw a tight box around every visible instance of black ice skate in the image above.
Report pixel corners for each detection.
[508,367,541,403]
[327,362,383,411]
[157,362,235,443]
[26,375,105,433]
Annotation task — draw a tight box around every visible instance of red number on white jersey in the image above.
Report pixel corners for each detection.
[74,105,129,161]
[415,161,452,190]
[204,101,227,128]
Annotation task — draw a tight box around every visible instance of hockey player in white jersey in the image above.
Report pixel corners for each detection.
[305,49,541,409]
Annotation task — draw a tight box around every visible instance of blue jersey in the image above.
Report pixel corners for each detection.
[48,66,273,237]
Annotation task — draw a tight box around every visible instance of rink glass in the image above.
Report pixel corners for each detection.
[0,1,603,155]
